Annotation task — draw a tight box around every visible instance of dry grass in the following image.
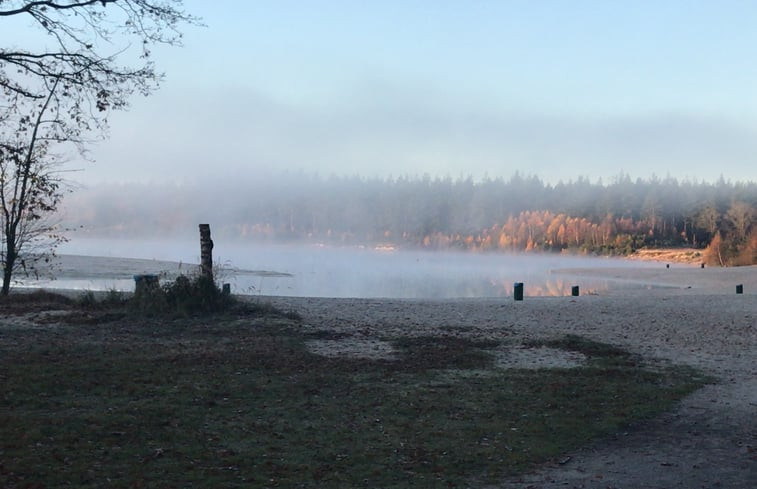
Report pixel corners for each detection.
[0,296,708,488]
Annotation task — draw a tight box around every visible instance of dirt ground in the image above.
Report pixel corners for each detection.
[265,282,755,488]
[491,357,755,489]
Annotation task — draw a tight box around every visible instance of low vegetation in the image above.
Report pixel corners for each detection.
[72,273,282,319]
[131,274,235,316]
[0,293,708,488]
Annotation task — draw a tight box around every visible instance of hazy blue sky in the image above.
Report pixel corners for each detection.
[13,1,757,184]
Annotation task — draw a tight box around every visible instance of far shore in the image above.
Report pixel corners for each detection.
[626,247,706,265]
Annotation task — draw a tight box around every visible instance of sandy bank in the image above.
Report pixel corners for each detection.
[627,247,705,264]
[553,264,756,295]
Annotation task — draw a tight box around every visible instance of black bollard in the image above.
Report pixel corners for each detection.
[513,282,524,301]
[666,264,670,269]
[133,274,159,306]
[571,285,580,297]
[701,263,705,269]
[736,284,743,294]
[134,274,158,294]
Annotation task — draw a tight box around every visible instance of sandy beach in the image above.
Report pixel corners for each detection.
[257,265,756,488]
[4,265,756,487]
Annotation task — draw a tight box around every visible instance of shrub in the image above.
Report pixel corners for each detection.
[77,288,127,309]
[132,273,234,316]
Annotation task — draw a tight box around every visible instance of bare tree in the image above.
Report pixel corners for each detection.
[0,1,198,293]
[1,78,68,294]
[695,203,719,240]
[1,1,197,105]
[725,201,754,243]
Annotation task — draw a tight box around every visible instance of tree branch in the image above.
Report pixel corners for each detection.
[0,1,114,17]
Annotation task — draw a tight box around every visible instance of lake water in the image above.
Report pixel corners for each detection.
[24,238,667,298]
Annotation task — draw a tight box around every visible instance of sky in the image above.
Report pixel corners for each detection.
[10,1,757,185]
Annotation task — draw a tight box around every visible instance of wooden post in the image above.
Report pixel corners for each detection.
[199,224,213,279]
[513,282,524,301]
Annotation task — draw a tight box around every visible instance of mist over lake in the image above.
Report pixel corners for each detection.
[34,238,668,299]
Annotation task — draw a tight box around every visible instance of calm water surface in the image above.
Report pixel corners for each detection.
[28,238,666,298]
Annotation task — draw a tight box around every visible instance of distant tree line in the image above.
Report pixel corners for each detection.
[63,173,757,265]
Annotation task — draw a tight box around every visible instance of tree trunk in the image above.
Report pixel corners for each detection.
[2,239,16,296]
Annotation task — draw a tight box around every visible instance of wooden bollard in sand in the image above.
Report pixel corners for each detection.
[736,284,743,294]
[571,285,579,297]
[513,282,524,301]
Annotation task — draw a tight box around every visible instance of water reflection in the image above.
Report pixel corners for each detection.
[22,243,663,299]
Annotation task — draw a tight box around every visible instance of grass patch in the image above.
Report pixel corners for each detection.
[391,335,500,370]
[525,334,637,368]
[0,290,74,313]
[0,310,708,488]
[77,288,128,310]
